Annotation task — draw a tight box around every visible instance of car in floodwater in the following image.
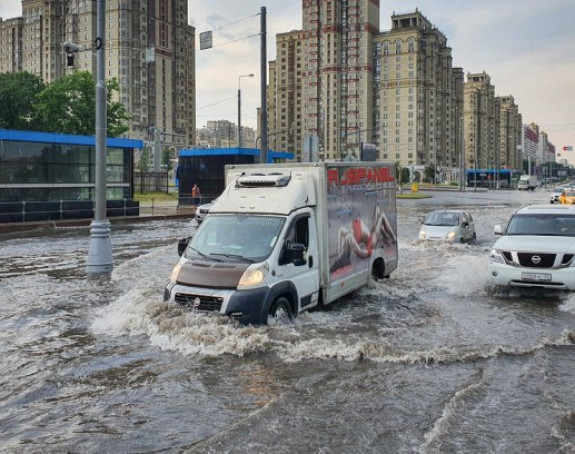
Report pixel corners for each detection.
[489,204,575,290]
[418,209,476,244]
[194,197,218,223]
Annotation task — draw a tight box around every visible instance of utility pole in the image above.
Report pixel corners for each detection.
[87,0,113,274]
[259,7,268,163]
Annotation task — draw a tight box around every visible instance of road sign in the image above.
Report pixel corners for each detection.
[199,31,213,50]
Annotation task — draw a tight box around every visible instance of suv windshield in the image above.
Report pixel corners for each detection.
[186,214,286,262]
[506,214,575,237]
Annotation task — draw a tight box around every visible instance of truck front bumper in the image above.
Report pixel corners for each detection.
[164,282,272,325]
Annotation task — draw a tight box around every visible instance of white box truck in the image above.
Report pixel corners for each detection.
[518,174,538,190]
[164,162,398,325]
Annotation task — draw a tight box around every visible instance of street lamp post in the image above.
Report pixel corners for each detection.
[237,73,254,149]
[87,0,113,275]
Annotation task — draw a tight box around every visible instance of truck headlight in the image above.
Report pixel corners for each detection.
[170,262,182,283]
[418,229,426,239]
[489,249,506,264]
[447,231,456,239]
[238,262,269,287]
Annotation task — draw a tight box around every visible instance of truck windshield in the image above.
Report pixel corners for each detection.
[187,215,286,262]
[506,214,575,237]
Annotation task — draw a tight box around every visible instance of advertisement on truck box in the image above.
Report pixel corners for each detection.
[326,165,397,281]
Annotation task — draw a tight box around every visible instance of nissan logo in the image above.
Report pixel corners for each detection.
[531,255,542,265]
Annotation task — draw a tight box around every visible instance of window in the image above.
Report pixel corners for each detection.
[279,215,309,266]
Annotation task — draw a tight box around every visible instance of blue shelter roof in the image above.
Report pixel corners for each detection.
[0,129,143,148]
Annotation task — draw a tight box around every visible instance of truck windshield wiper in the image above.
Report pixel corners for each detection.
[189,246,221,262]
[210,253,253,263]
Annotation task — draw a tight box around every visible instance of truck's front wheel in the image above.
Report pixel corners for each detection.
[268,297,293,325]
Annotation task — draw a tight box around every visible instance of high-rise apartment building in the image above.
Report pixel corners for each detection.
[267,30,305,157]
[0,0,195,147]
[464,71,497,170]
[268,4,463,177]
[302,0,379,161]
[496,95,522,171]
[374,10,463,175]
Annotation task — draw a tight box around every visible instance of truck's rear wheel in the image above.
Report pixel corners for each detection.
[268,297,293,325]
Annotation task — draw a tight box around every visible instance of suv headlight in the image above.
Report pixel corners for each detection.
[418,229,427,239]
[238,262,269,287]
[447,231,456,239]
[489,248,506,264]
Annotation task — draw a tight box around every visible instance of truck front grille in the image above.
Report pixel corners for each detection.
[175,293,223,312]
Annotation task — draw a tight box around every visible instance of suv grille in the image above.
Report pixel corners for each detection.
[517,253,556,268]
[175,293,223,312]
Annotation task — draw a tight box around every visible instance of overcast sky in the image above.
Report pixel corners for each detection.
[2,1,573,162]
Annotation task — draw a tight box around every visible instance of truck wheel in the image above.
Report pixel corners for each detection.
[268,297,293,325]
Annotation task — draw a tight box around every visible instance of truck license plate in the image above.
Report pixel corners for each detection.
[521,272,551,281]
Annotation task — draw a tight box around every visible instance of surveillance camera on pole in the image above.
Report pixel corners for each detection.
[63,41,82,67]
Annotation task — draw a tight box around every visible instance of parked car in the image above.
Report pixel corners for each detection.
[560,188,575,205]
[418,209,476,243]
[550,187,564,204]
[194,197,218,223]
[489,204,575,290]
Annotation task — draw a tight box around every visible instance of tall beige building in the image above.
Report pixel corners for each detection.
[464,71,497,171]
[374,10,463,177]
[496,95,522,171]
[0,0,195,147]
[267,30,305,156]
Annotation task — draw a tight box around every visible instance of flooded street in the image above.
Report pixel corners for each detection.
[2,188,575,453]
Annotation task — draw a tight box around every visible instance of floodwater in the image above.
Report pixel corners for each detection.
[1,188,575,453]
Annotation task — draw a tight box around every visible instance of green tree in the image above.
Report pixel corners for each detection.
[424,164,436,183]
[0,72,45,130]
[34,71,130,137]
[162,146,174,172]
[401,167,410,184]
[138,145,152,172]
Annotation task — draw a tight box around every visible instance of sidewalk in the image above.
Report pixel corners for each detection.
[0,200,196,235]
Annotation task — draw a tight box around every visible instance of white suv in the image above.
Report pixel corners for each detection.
[489,205,575,290]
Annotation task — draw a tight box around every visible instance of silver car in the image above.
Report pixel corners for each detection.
[194,197,218,223]
[418,209,477,243]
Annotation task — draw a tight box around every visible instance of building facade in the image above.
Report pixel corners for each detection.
[267,5,464,178]
[374,10,463,177]
[0,128,142,204]
[464,71,497,171]
[301,0,379,161]
[0,0,196,148]
[496,95,522,171]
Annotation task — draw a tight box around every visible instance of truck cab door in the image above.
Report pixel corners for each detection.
[277,212,320,310]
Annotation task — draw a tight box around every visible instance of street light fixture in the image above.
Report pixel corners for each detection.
[238,73,254,149]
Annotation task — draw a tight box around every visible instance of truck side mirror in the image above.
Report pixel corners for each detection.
[178,237,191,256]
[287,242,307,266]
[494,225,503,235]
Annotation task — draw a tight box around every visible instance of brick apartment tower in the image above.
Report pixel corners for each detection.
[302,0,379,161]
[0,0,195,147]
[464,71,497,171]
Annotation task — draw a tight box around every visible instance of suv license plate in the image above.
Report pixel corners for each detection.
[522,272,552,281]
